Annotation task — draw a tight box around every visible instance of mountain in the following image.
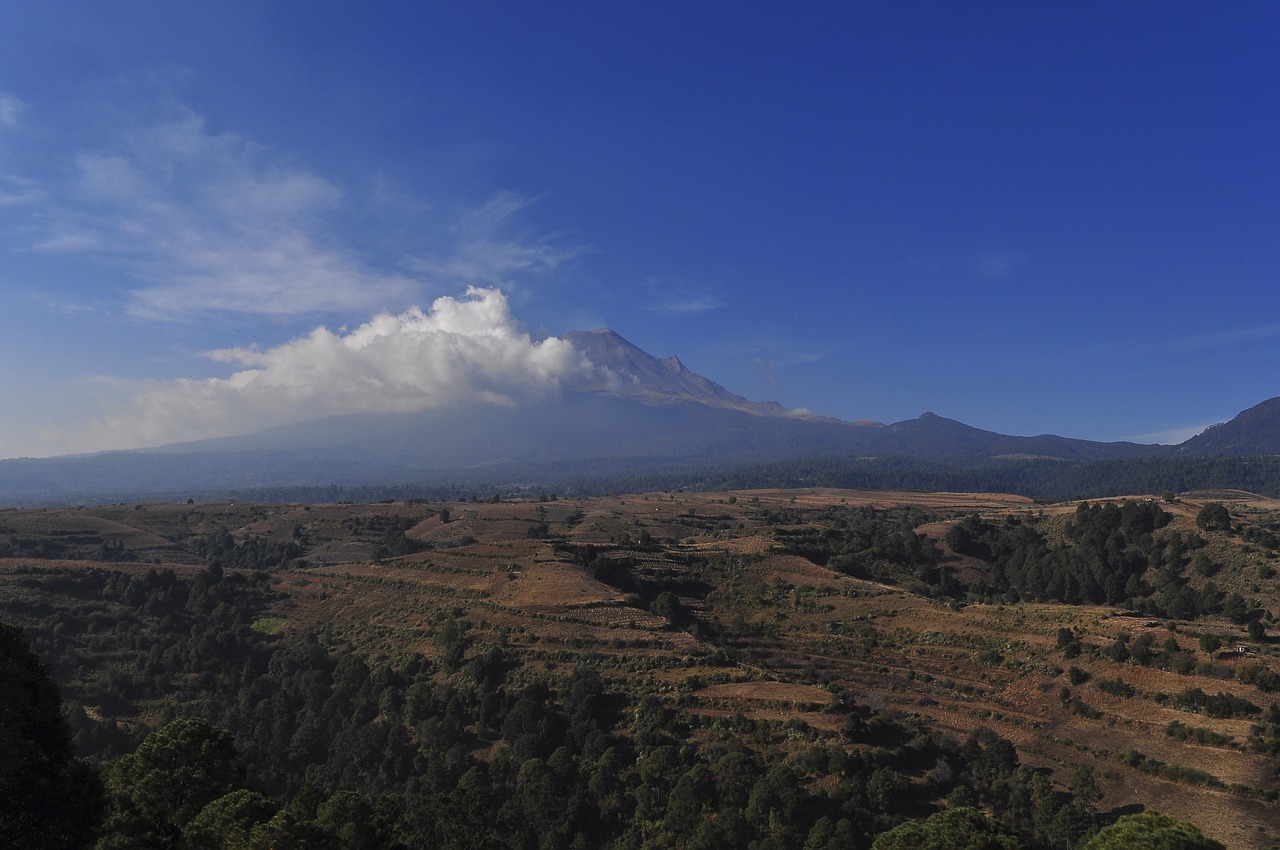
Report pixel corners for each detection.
[2,328,1274,505]
[560,328,823,419]
[555,330,1162,462]
[1177,396,1280,456]
[870,411,1157,462]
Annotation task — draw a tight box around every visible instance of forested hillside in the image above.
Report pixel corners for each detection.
[2,489,1276,848]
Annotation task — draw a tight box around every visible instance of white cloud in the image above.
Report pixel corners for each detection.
[56,287,592,453]
[407,192,580,287]
[11,97,583,323]
[641,278,725,315]
[0,175,42,205]
[0,92,22,128]
[3,97,601,456]
[30,109,420,319]
[652,293,725,315]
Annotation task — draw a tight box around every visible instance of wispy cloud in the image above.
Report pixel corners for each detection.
[407,192,582,288]
[1075,321,1280,362]
[968,250,1026,279]
[1173,323,1280,351]
[52,288,591,453]
[642,279,725,315]
[754,357,781,388]
[0,92,22,128]
[22,102,577,322]
[0,175,42,205]
[30,108,417,319]
[1,95,607,455]
[725,333,827,393]
[753,351,823,389]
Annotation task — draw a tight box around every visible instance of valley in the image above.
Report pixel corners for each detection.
[3,488,1279,847]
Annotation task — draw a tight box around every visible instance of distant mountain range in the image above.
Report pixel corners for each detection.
[1,328,1277,505]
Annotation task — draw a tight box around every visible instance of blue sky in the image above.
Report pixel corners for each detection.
[1,2,1278,458]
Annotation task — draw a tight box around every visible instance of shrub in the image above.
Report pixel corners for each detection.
[1195,503,1231,532]
[1067,666,1091,685]
[1097,677,1135,698]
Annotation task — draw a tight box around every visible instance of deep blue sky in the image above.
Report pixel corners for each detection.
[1,2,1277,457]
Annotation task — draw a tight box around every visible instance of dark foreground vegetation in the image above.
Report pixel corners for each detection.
[3,606,1222,850]
[3,490,1275,848]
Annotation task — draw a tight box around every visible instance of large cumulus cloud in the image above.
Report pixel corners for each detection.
[69,287,590,452]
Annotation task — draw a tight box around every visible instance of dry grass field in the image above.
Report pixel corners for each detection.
[2,487,1278,848]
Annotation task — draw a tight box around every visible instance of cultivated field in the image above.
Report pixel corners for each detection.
[2,487,1278,848]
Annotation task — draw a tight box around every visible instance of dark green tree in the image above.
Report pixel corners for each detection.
[804,816,860,850]
[1194,503,1231,532]
[313,790,393,850]
[711,751,760,812]
[181,789,277,850]
[1068,765,1102,808]
[1222,593,1249,625]
[745,765,803,844]
[0,622,103,850]
[97,719,243,850]
[650,591,682,625]
[871,806,1022,849]
[664,765,715,839]
[1079,811,1223,850]
[438,618,469,674]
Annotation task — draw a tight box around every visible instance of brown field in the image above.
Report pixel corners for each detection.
[2,488,1278,848]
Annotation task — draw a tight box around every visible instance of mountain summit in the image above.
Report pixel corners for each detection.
[5,327,1280,505]
[561,328,805,418]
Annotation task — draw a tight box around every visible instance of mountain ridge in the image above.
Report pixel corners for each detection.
[1177,396,1280,457]
[561,328,836,421]
[0,327,1277,504]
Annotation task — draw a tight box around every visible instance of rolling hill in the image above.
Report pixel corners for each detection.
[2,488,1278,847]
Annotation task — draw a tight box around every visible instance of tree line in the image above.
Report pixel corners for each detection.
[6,605,1224,849]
